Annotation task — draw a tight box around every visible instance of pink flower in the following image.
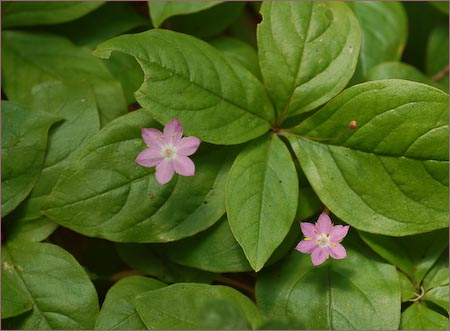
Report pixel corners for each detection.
[296,212,349,266]
[135,118,201,185]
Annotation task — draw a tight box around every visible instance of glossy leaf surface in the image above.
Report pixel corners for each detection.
[288,80,448,236]
[135,283,261,329]
[226,134,298,271]
[94,29,274,144]
[95,276,166,330]
[2,242,99,329]
[258,1,360,119]
[44,110,236,242]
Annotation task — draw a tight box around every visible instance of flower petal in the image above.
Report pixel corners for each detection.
[172,155,195,176]
[142,128,164,147]
[316,212,333,234]
[163,118,183,143]
[296,239,317,253]
[311,247,329,266]
[155,159,175,185]
[329,243,347,259]
[300,222,318,239]
[135,148,164,168]
[176,136,201,156]
[330,225,350,242]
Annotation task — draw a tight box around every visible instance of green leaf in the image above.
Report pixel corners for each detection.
[2,1,105,27]
[95,276,166,330]
[148,1,221,28]
[44,110,237,242]
[210,36,261,79]
[135,283,261,329]
[1,258,33,319]
[164,215,252,273]
[348,1,407,83]
[116,243,217,284]
[7,81,100,242]
[422,251,449,311]
[256,236,401,330]
[358,229,448,286]
[366,61,445,91]
[166,2,245,39]
[257,1,360,120]
[226,134,298,271]
[94,29,274,145]
[2,30,126,127]
[287,80,448,236]
[426,24,449,90]
[400,302,448,330]
[1,241,99,329]
[1,101,61,217]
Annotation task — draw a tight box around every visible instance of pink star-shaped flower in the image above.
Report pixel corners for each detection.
[296,212,350,266]
[135,118,201,185]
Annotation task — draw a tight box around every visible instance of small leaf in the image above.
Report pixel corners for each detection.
[422,251,449,311]
[164,215,252,273]
[366,61,445,91]
[288,80,448,236]
[2,1,105,27]
[426,24,449,91]
[226,134,298,271]
[95,276,166,330]
[398,271,417,302]
[348,1,407,83]
[44,110,237,242]
[256,236,401,330]
[2,30,126,127]
[116,243,217,284]
[257,1,360,120]
[358,229,448,286]
[1,101,61,217]
[94,29,274,145]
[135,283,261,329]
[148,1,221,28]
[1,241,99,329]
[400,302,448,330]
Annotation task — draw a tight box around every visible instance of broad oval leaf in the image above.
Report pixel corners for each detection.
[400,302,448,330]
[226,134,298,271]
[2,30,126,127]
[2,1,105,27]
[44,110,237,242]
[148,1,221,28]
[135,283,261,329]
[257,1,360,120]
[1,101,61,217]
[94,29,274,145]
[348,1,407,83]
[288,80,448,236]
[164,215,252,273]
[1,241,99,330]
[256,236,401,330]
[95,276,166,330]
